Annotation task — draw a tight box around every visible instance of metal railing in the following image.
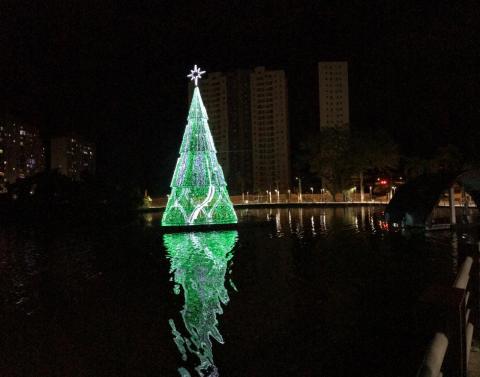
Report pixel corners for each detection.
[417,243,479,377]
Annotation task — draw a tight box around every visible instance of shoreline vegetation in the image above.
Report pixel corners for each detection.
[0,170,142,226]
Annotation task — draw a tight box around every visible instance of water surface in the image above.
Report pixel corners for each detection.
[0,207,469,376]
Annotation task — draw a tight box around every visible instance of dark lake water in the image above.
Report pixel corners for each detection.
[0,206,475,376]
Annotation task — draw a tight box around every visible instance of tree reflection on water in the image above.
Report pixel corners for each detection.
[164,231,238,377]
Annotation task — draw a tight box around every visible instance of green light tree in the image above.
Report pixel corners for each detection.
[164,230,238,376]
[162,66,237,226]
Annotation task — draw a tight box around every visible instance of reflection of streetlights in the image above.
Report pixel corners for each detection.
[391,185,397,201]
[275,189,280,203]
[310,187,314,202]
[295,177,302,202]
[265,190,272,203]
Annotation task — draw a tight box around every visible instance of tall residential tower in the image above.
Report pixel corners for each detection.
[193,72,230,178]
[318,62,349,129]
[190,66,290,193]
[226,70,253,193]
[51,136,95,179]
[250,66,290,191]
[0,119,45,185]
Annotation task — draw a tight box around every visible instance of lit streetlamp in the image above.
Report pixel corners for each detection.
[310,187,314,202]
[275,189,280,203]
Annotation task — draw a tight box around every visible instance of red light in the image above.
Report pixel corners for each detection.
[380,180,387,185]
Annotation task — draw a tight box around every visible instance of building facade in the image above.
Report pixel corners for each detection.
[0,119,45,185]
[250,66,290,191]
[188,67,290,193]
[318,61,350,129]
[51,136,95,179]
[191,70,253,194]
[192,72,230,179]
[226,70,253,193]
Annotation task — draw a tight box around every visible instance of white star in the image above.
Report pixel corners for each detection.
[187,64,206,86]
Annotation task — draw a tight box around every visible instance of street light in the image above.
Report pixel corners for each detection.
[275,189,280,203]
[287,189,291,202]
[369,186,373,201]
[295,177,302,202]
[310,187,314,202]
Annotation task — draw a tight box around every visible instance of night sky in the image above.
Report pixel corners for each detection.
[1,1,479,193]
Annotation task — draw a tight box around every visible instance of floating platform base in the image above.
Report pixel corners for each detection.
[160,219,274,233]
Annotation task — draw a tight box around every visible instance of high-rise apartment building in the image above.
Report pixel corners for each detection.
[188,67,289,193]
[250,66,290,191]
[319,62,349,129]
[226,70,253,193]
[0,119,45,185]
[192,72,230,179]
[51,136,95,179]
[191,70,253,194]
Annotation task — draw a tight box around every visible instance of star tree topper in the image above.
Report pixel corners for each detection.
[187,64,206,86]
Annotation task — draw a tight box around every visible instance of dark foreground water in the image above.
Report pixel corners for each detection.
[0,207,475,376]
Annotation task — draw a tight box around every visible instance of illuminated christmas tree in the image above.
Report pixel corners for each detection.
[164,230,238,376]
[162,65,238,226]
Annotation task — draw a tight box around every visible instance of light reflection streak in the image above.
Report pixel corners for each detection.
[275,209,282,236]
